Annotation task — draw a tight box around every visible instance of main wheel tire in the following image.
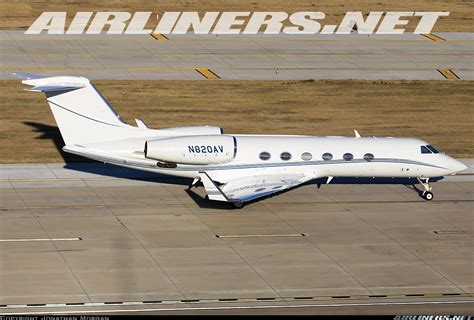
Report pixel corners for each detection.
[422,191,433,201]
[233,201,244,209]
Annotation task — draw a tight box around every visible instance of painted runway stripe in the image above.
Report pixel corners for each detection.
[422,34,447,42]
[216,233,305,238]
[1,293,471,309]
[433,230,474,235]
[150,33,169,41]
[0,237,82,242]
[195,68,220,79]
[438,68,461,79]
[4,300,474,315]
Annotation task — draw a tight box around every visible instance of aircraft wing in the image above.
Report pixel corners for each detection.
[199,172,313,203]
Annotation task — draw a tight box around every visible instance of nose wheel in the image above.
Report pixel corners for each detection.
[421,191,434,201]
[418,178,434,201]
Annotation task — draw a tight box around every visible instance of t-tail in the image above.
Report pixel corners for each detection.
[13,72,143,146]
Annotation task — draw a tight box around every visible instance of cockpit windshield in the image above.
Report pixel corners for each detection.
[426,145,440,154]
[421,145,440,154]
[421,146,431,154]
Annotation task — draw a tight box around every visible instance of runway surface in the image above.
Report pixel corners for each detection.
[1,160,473,314]
[1,31,473,80]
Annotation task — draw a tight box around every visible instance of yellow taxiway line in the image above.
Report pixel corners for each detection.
[438,68,461,79]
[195,68,220,79]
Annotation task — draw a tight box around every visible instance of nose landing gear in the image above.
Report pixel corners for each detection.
[418,178,434,201]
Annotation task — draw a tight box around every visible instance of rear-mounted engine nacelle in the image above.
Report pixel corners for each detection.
[145,135,236,165]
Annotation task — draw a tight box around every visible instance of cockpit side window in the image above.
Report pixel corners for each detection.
[420,146,432,154]
[426,145,439,154]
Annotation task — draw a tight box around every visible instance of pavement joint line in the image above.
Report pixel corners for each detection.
[0,237,82,242]
[2,52,474,57]
[438,68,461,80]
[5,301,474,316]
[433,230,474,234]
[422,34,447,42]
[215,233,306,238]
[1,198,473,211]
[3,67,473,72]
[195,68,221,79]
[1,295,472,311]
[150,33,169,41]
[0,293,472,309]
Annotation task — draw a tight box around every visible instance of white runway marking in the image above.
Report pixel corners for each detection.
[0,237,82,242]
[5,300,474,315]
[216,233,305,238]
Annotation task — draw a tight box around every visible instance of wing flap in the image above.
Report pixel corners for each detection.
[199,172,228,202]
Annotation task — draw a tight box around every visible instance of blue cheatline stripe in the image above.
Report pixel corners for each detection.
[65,147,448,174]
[173,158,448,172]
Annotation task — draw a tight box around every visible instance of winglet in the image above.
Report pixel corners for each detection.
[354,130,361,138]
[135,119,148,129]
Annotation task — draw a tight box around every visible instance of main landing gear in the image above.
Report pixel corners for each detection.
[232,200,244,209]
[417,178,434,201]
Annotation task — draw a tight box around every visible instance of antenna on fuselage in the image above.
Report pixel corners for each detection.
[354,130,361,138]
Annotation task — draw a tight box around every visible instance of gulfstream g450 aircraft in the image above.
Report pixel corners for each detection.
[15,73,466,208]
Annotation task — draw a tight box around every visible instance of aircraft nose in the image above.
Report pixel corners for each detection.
[450,158,467,173]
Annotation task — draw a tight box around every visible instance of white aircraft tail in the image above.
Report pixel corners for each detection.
[14,72,137,145]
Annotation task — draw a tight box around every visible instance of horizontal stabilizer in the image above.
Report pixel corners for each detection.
[11,72,44,80]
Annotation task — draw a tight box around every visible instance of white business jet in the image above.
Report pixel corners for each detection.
[15,73,466,208]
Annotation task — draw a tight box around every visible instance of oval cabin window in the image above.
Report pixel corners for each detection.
[343,153,353,161]
[301,152,312,161]
[259,151,271,161]
[363,153,374,161]
[322,153,333,161]
[280,152,292,161]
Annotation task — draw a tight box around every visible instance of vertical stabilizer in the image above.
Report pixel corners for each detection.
[16,74,140,145]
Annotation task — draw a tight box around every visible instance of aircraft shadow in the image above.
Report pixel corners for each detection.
[23,121,91,163]
[186,188,236,210]
[22,121,192,186]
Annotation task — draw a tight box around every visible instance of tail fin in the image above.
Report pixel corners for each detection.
[15,73,137,145]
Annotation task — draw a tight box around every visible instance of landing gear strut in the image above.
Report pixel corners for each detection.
[417,178,434,201]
